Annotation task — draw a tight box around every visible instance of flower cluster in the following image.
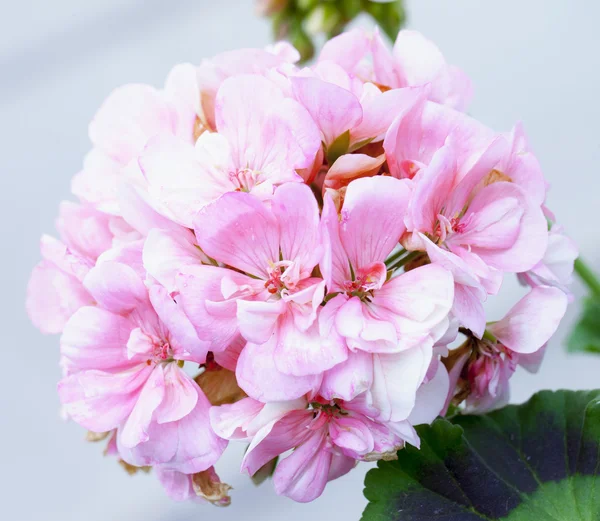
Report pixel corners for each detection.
[27,28,577,504]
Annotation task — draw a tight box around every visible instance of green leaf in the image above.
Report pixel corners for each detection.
[568,297,600,354]
[365,0,406,42]
[362,389,600,521]
[326,130,351,164]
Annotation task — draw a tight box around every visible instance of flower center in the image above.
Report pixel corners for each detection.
[229,168,261,193]
[264,260,300,296]
[342,261,387,300]
[434,213,468,243]
[146,341,174,365]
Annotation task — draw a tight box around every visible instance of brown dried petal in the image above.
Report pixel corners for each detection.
[195,367,246,407]
[192,468,232,506]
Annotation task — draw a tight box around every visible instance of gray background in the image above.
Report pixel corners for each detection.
[2,1,599,519]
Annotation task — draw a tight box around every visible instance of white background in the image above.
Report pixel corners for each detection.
[1,1,599,520]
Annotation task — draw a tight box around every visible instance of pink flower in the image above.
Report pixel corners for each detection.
[26,202,115,334]
[320,176,454,353]
[139,74,321,228]
[176,183,343,401]
[317,176,454,420]
[319,29,472,111]
[405,141,548,337]
[58,259,226,472]
[291,62,425,160]
[72,65,199,216]
[519,224,578,295]
[446,286,568,412]
[212,362,448,502]
[196,45,300,131]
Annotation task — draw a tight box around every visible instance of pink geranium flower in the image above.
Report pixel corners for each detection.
[26,202,116,334]
[405,141,548,337]
[319,28,473,111]
[72,64,200,216]
[318,176,454,420]
[519,223,578,295]
[196,44,300,131]
[291,61,424,161]
[175,182,345,402]
[447,286,568,412]
[139,74,321,228]
[211,361,448,502]
[58,259,226,472]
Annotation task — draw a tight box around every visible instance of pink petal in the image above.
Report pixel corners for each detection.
[319,28,370,72]
[177,265,258,351]
[236,337,321,402]
[117,182,185,236]
[374,264,454,350]
[89,84,176,163]
[26,260,93,335]
[58,363,152,433]
[153,364,199,424]
[369,345,433,422]
[320,350,373,402]
[143,228,206,293]
[155,469,198,502]
[407,360,450,426]
[452,284,486,339]
[500,123,547,205]
[71,149,122,215]
[209,398,265,440]
[272,183,322,273]
[351,85,425,146]
[120,382,227,473]
[273,429,332,503]
[242,409,313,476]
[393,30,446,87]
[120,365,166,447]
[488,286,568,354]
[149,285,210,363]
[163,63,200,140]
[193,191,279,278]
[139,133,228,227]
[329,416,375,457]
[274,314,348,376]
[340,176,411,269]
[60,306,134,372]
[83,261,148,315]
[463,183,548,272]
[56,201,114,261]
[323,153,385,192]
[291,76,363,149]
[237,299,287,345]
[327,453,356,481]
[407,144,457,233]
[320,195,351,291]
[216,74,307,177]
[371,28,401,88]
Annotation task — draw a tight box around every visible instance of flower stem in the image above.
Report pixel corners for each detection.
[575,257,600,296]
[387,251,420,272]
[385,247,407,268]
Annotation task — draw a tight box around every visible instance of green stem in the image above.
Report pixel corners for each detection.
[575,257,600,297]
[385,247,407,268]
[387,250,420,272]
